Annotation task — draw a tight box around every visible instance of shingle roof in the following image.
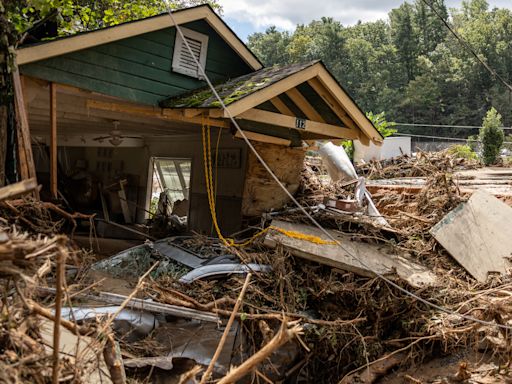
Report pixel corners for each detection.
[160,60,320,108]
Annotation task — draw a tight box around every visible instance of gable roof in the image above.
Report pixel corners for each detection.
[161,61,383,144]
[16,5,262,70]
[162,61,317,108]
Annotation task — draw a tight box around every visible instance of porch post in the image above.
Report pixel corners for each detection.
[50,82,58,199]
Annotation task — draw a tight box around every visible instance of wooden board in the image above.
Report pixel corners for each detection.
[0,178,38,202]
[430,190,512,282]
[264,220,437,288]
[242,143,305,216]
[13,70,38,184]
[20,20,252,106]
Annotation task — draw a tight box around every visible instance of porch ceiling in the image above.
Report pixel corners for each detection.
[24,76,210,140]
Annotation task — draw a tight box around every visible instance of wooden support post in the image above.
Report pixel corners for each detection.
[50,82,58,199]
[13,71,39,198]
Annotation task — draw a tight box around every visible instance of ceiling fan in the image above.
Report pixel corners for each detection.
[92,121,142,146]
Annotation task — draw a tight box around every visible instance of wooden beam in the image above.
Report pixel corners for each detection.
[234,130,291,146]
[269,97,294,116]
[224,64,320,117]
[0,178,38,202]
[50,82,58,199]
[183,109,205,118]
[285,88,325,122]
[13,70,38,186]
[162,108,229,128]
[87,100,230,128]
[358,132,370,146]
[238,109,358,140]
[307,77,357,130]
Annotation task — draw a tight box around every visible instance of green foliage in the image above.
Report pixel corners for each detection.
[247,0,512,129]
[467,134,479,152]
[479,107,504,165]
[447,144,478,160]
[366,111,397,137]
[341,140,353,160]
[6,0,221,36]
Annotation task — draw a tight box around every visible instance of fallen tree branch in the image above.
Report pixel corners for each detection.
[217,319,303,384]
[200,273,252,384]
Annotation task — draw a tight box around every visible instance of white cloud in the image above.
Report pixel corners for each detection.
[219,0,512,32]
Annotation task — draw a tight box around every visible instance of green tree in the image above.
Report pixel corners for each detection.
[247,27,291,66]
[6,0,221,36]
[413,0,448,55]
[390,2,419,81]
[479,107,504,165]
[366,111,397,137]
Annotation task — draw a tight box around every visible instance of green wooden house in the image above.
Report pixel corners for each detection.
[16,5,382,237]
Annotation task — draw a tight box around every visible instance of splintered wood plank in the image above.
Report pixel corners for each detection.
[264,220,437,288]
[0,178,38,202]
[13,71,38,184]
[430,190,512,282]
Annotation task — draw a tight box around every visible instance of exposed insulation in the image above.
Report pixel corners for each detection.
[242,142,305,216]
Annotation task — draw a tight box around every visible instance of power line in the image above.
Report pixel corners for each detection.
[420,0,512,92]
[395,122,512,130]
[163,1,512,331]
[394,132,512,144]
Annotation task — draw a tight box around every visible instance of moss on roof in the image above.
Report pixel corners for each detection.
[160,60,319,108]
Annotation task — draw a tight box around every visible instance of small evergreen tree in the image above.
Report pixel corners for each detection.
[479,108,504,165]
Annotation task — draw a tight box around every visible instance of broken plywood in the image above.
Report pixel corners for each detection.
[242,142,305,216]
[430,190,512,282]
[264,220,436,287]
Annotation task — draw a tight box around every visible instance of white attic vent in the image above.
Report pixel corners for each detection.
[172,27,209,79]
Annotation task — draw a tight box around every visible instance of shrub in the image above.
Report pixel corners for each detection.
[447,144,478,160]
[467,134,479,152]
[366,111,397,138]
[479,108,504,165]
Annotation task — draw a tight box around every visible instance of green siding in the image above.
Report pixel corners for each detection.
[20,20,253,105]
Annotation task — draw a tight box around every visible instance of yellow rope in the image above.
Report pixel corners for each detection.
[201,117,335,247]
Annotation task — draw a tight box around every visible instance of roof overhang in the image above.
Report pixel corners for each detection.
[162,61,383,146]
[16,5,262,70]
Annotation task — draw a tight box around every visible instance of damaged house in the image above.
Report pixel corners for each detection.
[15,4,382,239]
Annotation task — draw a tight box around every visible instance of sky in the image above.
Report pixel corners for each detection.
[218,0,512,40]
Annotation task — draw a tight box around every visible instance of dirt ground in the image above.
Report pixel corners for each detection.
[380,350,511,384]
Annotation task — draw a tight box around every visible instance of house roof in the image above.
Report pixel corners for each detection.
[16,5,263,70]
[161,61,318,108]
[161,61,384,145]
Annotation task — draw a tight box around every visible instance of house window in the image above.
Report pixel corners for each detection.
[148,157,191,220]
[172,27,209,79]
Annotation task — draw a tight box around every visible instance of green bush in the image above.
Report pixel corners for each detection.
[366,111,397,138]
[447,144,478,160]
[467,134,479,152]
[479,108,504,165]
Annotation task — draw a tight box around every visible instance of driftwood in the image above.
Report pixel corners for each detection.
[217,320,303,384]
[0,178,37,202]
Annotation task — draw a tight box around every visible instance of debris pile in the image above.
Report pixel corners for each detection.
[356,149,480,179]
[2,147,512,383]
[0,224,112,383]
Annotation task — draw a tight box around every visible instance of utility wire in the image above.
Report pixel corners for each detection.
[420,0,512,92]
[394,132,512,144]
[162,1,512,331]
[395,122,512,130]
